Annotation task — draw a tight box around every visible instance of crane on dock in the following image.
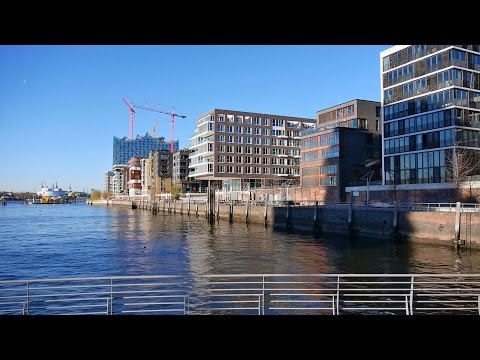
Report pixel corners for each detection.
[123,98,186,153]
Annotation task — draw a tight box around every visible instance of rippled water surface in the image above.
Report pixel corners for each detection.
[1,201,479,281]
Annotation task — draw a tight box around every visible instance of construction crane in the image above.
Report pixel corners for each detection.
[152,120,159,137]
[123,98,187,153]
[123,98,136,139]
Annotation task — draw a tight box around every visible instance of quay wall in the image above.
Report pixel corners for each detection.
[89,200,480,246]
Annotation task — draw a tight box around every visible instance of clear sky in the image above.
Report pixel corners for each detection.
[0,45,389,192]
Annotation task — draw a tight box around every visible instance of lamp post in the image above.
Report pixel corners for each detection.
[360,170,374,206]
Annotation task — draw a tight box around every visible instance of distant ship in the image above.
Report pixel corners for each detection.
[36,182,69,203]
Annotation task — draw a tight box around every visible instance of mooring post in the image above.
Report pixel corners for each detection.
[313,200,318,230]
[195,201,198,217]
[393,201,398,239]
[245,201,249,223]
[188,196,191,216]
[348,195,353,232]
[180,200,183,215]
[286,201,290,227]
[264,200,268,227]
[454,201,461,247]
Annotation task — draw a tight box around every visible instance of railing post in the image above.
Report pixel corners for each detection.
[262,276,265,315]
[110,278,113,315]
[26,281,29,315]
[336,276,340,315]
[410,275,414,315]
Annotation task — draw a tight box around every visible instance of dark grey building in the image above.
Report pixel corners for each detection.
[300,99,382,202]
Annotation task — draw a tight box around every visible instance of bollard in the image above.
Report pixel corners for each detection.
[454,201,461,247]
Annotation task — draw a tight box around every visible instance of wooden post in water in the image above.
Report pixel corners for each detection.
[286,201,290,228]
[229,198,233,224]
[180,200,183,215]
[207,187,215,225]
[195,201,198,217]
[264,200,268,227]
[393,200,398,239]
[313,200,318,230]
[188,196,191,216]
[454,201,461,247]
[216,197,220,222]
[348,194,353,233]
[245,201,249,223]
[163,200,166,213]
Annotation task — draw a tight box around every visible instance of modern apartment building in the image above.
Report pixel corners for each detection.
[188,109,316,192]
[381,45,480,194]
[112,164,127,196]
[142,150,173,200]
[112,134,178,166]
[173,149,204,193]
[126,156,142,197]
[300,99,382,202]
[104,171,114,194]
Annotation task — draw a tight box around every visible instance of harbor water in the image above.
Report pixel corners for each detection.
[1,201,480,281]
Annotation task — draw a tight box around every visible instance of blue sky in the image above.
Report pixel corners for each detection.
[0,45,389,192]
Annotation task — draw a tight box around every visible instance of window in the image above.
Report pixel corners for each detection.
[236,146,243,153]
[227,145,234,153]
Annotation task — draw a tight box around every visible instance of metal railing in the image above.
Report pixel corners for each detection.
[1,274,479,315]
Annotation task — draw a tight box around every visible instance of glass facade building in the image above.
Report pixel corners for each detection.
[381,45,480,186]
[112,134,178,165]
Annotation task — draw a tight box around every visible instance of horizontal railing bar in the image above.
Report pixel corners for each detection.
[124,302,185,306]
[194,300,260,305]
[415,307,480,311]
[123,295,185,299]
[195,307,259,311]
[121,309,184,313]
[271,293,335,297]
[344,300,409,303]
[45,297,109,303]
[270,307,333,310]
[55,311,107,315]
[192,293,262,298]
[25,292,110,299]
[342,307,410,311]
[46,304,107,310]
[270,300,333,303]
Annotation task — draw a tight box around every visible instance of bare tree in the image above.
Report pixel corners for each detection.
[445,145,480,202]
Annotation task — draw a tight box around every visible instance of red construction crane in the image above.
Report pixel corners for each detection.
[123,98,186,153]
[123,98,136,140]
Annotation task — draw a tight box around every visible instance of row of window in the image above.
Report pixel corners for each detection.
[216,166,299,176]
[302,176,337,187]
[301,146,340,162]
[318,104,355,124]
[214,144,300,157]
[302,164,337,176]
[382,45,466,73]
[216,114,309,128]
[384,68,480,105]
[384,149,446,184]
[301,131,340,150]
[385,109,480,138]
[217,155,299,166]
[383,89,480,121]
[384,129,455,155]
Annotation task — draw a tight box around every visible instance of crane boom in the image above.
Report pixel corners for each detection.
[125,100,186,153]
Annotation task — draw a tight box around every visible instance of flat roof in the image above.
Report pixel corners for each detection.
[380,45,410,58]
[316,99,380,114]
[197,109,315,122]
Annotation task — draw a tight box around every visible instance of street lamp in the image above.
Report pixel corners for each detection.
[360,170,374,206]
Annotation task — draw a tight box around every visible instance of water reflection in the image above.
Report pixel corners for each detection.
[1,202,480,281]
